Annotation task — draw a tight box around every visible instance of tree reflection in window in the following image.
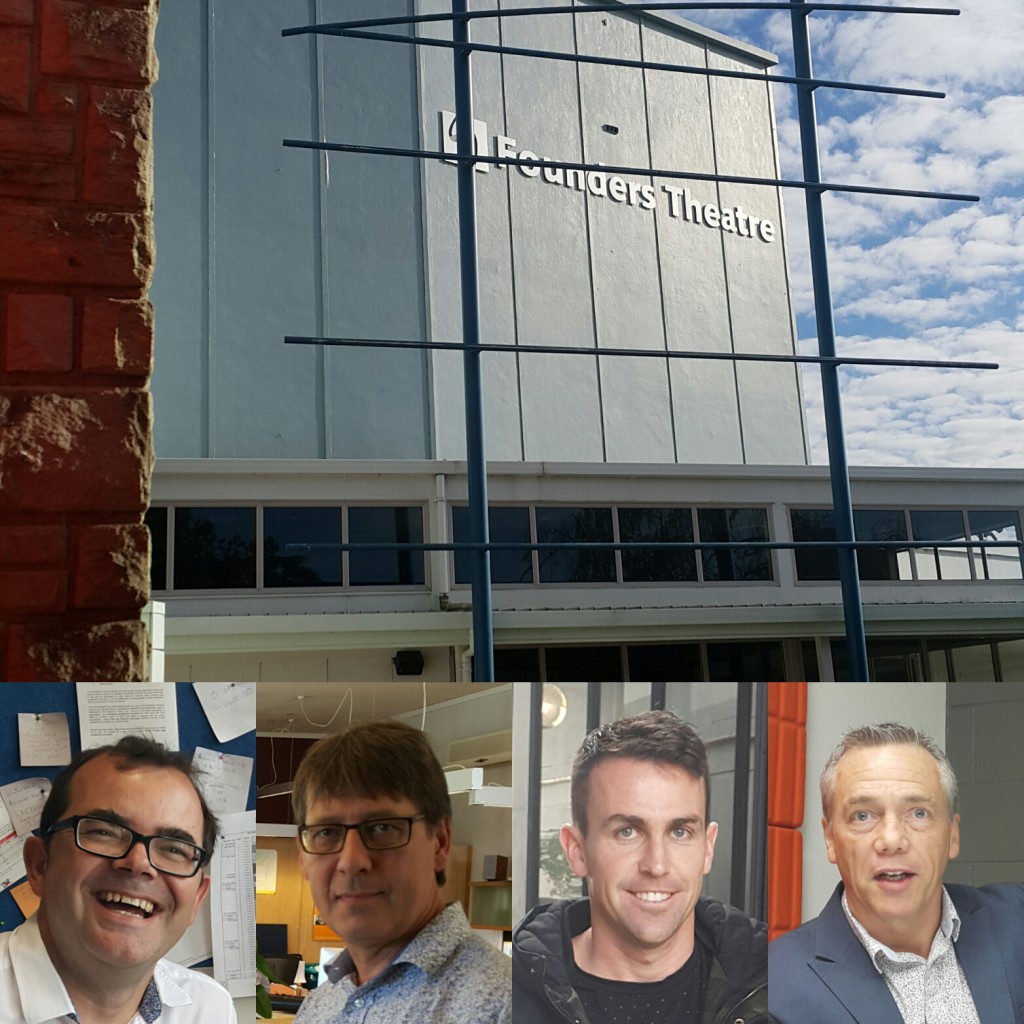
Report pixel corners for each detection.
[535,508,615,583]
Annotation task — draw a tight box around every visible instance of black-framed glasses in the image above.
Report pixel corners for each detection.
[45,816,208,878]
[298,815,426,854]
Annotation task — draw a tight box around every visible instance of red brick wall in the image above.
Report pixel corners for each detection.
[0,0,156,680]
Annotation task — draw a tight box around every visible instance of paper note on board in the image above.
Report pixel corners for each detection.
[10,879,40,921]
[18,712,71,766]
[191,747,253,815]
[211,811,257,999]
[0,778,52,836]
[76,683,180,751]
[192,683,255,743]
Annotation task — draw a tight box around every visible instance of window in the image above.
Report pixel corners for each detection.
[145,507,168,591]
[453,506,533,584]
[627,643,702,682]
[968,510,1023,580]
[545,646,623,682]
[791,508,910,581]
[173,507,256,589]
[619,507,697,582]
[706,641,785,681]
[910,510,970,580]
[698,508,771,581]
[535,507,615,583]
[348,507,425,586]
[264,507,342,587]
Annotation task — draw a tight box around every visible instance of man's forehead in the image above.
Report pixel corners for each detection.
[306,790,416,818]
[589,757,706,809]
[69,756,203,819]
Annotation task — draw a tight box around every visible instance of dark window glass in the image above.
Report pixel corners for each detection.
[493,648,541,682]
[544,646,623,682]
[699,508,771,581]
[706,641,785,681]
[800,640,820,682]
[453,506,533,585]
[619,508,697,582]
[173,507,256,589]
[348,507,424,586]
[910,510,970,580]
[627,644,703,682]
[145,507,167,591]
[535,508,615,583]
[790,509,838,580]
[791,509,909,581]
[968,509,1023,580]
[264,507,342,587]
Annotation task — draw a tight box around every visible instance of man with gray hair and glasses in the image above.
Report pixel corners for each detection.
[769,722,1024,1024]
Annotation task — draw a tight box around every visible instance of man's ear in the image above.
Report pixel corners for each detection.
[23,836,48,898]
[703,821,718,877]
[432,818,453,875]
[559,824,588,880]
[185,872,212,926]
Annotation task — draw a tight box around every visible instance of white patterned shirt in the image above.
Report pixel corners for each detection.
[0,914,237,1024]
[842,887,981,1024]
[294,902,511,1024]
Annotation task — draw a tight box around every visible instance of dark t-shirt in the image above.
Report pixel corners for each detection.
[564,925,710,1024]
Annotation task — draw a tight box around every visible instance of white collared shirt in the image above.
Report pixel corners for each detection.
[0,914,237,1024]
[842,886,981,1024]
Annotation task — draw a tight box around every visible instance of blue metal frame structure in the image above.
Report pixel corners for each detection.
[282,1,1008,683]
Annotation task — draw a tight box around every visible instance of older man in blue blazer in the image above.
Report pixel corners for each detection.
[769,722,1024,1024]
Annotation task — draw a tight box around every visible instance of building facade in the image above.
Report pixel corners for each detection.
[147,1,1023,681]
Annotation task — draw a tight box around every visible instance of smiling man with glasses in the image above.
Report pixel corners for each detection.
[0,735,235,1024]
[290,719,511,1024]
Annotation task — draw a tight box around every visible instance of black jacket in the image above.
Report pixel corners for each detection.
[512,897,770,1024]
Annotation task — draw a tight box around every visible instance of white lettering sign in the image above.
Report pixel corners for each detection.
[439,111,776,243]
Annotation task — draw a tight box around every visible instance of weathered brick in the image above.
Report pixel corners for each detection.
[0,524,66,565]
[0,205,153,288]
[81,296,151,376]
[7,618,148,681]
[0,388,153,512]
[0,30,31,112]
[40,0,156,84]
[5,292,74,372]
[0,569,67,615]
[83,85,151,208]
[0,0,33,27]
[0,116,74,156]
[36,79,79,117]
[73,521,148,609]
[0,156,76,201]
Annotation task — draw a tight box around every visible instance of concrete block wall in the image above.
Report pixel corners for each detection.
[0,0,156,680]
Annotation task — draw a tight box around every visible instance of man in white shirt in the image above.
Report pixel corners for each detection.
[0,735,237,1024]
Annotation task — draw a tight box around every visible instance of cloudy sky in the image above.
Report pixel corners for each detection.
[687,0,1024,467]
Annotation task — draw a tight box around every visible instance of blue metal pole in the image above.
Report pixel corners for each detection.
[452,0,494,681]
[791,2,869,680]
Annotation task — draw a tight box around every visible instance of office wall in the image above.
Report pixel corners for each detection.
[944,683,1024,886]
[799,682,946,920]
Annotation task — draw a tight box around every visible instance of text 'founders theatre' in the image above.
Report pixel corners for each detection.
[145,1,1024,682]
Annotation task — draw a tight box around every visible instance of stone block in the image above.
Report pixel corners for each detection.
[73,521,148,609]
[0,156,76,201]
[0,523,66,564]
[0,117,75,157]
[0,388,153,512]
[0,1,33,27]
[40,0,156,84]
[0,29,31,112]
[0,568,67,614]
[0,204,153,288]
[7,617,148,681]
[81,297,152,376]
[5,292,74,372]
[36,79,79,117]
[83,85,151,208]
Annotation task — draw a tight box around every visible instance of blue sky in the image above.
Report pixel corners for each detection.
[684,0,1024,467]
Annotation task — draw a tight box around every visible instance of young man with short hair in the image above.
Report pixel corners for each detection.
[513,710,769,1024]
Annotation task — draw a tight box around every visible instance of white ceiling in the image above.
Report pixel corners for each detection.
[255,683,505,734]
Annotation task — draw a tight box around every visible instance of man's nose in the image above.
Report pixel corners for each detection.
[114,838,158,875]
[638,835,671,875]
[334,828,373,873]
[874,813,909,852]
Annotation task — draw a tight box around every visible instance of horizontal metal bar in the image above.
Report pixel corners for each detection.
[283,138,981,203]
[284,336,998,372]
[332,27,942,100]
[282,3,959,37]
[285,540,1022,552]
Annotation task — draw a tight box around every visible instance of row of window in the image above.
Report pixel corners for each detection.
[146,503,1023,591]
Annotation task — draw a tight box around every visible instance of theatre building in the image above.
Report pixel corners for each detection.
[146,2,1024,681]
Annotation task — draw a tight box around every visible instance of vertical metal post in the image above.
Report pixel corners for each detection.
[748,682,768,922]
[790,2,869,681]
[525,682,543,909]
[730,682,752,912]
[452,0,494,680]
